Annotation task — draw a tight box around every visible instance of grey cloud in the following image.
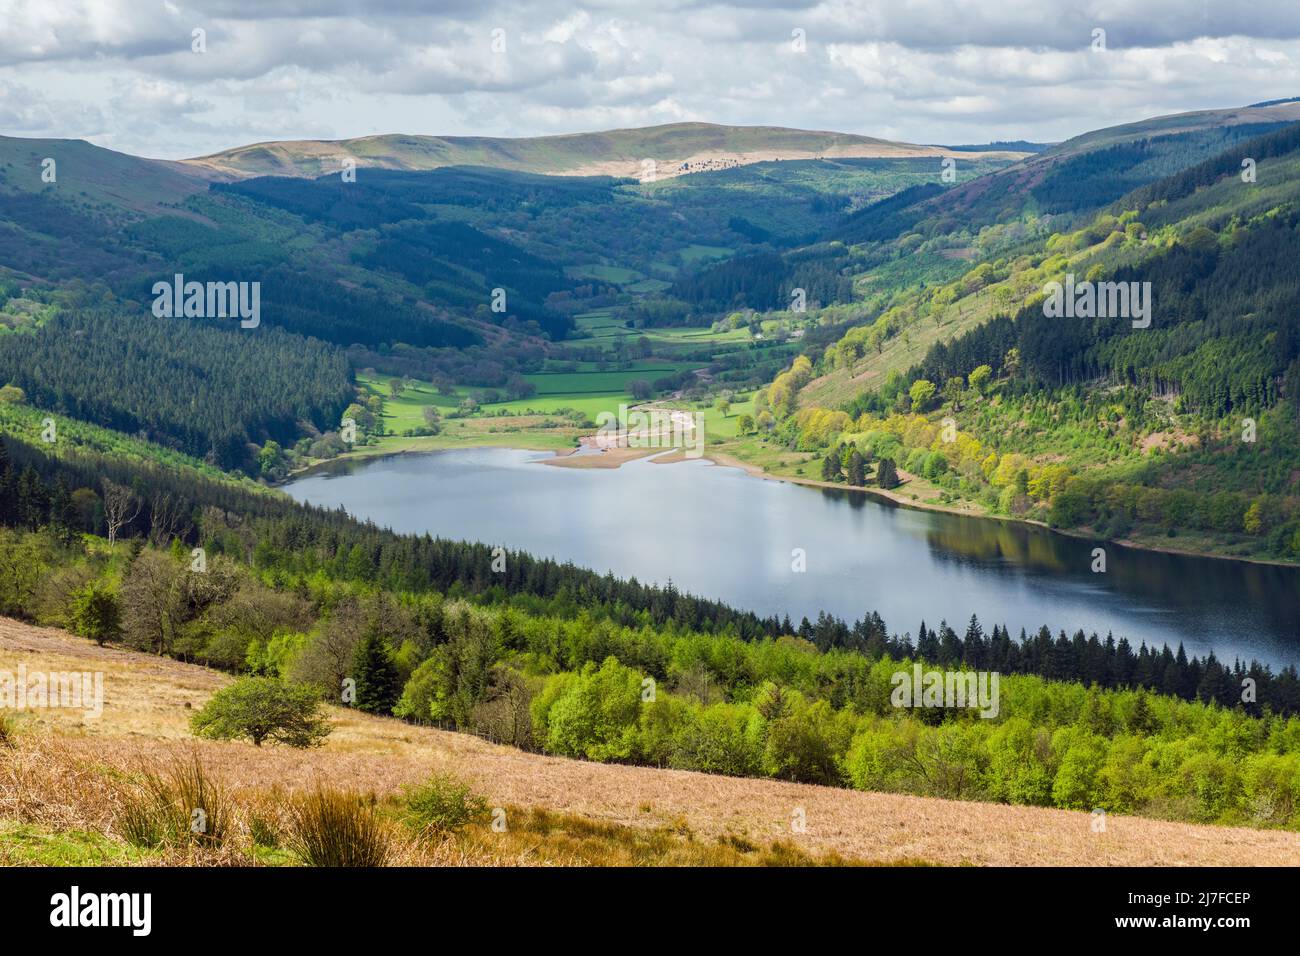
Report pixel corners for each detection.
[1,0,1298,159]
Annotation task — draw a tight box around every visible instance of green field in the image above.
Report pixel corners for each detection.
[564,264,644,284]
[696,397,755,440]
[358,370,629,441]
[569,310,752,354]
[356,375,463,434]
[678,244,733,265]
[626,278,672,293]
[353,310,753,459]
[484,393,629,419]
[526,363,696,395]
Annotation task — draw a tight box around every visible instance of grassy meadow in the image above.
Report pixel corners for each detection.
[4,618,1295,867]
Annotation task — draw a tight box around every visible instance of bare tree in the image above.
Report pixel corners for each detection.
[471,665,535,749]
[289,599,365,693]
[120,549,184,655]
[148,491,189,546]
[101,479,141,545]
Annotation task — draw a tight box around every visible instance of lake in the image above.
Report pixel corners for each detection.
[285,447,1300,668]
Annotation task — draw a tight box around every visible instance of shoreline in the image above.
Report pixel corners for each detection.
[704,451,1300,569]
[283,436,1300,571]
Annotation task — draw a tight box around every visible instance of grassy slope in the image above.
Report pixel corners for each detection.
[182,122,1029,180]
[0,402,269,493]
[803,106,1300,409]
[4,618,1298,867]
[0,135,211,213]
[1042,101,1300,157]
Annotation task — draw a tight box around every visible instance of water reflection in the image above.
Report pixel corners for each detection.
[286,448,1300,668]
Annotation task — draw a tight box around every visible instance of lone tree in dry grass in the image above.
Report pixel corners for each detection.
[70,582,122,646]
[191,677,331,748]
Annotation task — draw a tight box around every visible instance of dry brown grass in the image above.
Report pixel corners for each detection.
[2,617,1299,866]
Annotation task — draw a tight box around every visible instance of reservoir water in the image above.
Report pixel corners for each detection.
[285,447,1300,668]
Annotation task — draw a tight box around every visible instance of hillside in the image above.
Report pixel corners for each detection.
[182,122,1030,182]
[0,122,1019,476]
[729,114,1300,563]
[6,102,1300,554]
[3,617,1296,867]
[0,135,212,214]
[1042,99,1300,157]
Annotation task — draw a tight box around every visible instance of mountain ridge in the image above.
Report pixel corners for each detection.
[178,121,1031,182]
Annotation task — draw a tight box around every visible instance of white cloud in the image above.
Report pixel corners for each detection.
[0,0,1297,157]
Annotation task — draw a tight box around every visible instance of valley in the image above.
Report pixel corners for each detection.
[5,95,1300,880]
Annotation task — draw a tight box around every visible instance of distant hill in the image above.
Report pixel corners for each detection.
[1040,99,1300,158]
[935,141,1053,153]
[0,135,213,213]
[1247,96,1300,108]
[831,99,1300,248]
[180,122,1031,182]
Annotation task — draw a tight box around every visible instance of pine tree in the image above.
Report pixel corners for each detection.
[0,439,14,527]
[876,457,900,489]
[16,466,48,529]
[48,477,76,544]
[1129,690,1156,735]
[962,614,986,667]
[938,622,962,664]
[350,631,401,715]
[916,621,940,661]
[847,450,865,487]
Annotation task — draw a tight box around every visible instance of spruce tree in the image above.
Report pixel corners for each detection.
[847,450,865,487]
[963,614,985,667]
[876,457,900,489]
[350,631,401,715]
[916,621,940,661]
[938,622,962,664]
[0,439,13,526]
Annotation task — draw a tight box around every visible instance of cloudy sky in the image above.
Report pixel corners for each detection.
[1,0,1298,159]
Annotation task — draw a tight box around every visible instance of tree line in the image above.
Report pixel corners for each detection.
[2,430,1298,717]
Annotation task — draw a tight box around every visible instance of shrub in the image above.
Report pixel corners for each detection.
[763,698,854,786]
[401,774,489,837]
[70,582,122,646]
[117,755,229,849]
[191,677,331,748]
[669,704,764,777]
[286,788,390,867]
[921,451,949,479]
[393,656,439,723]
[0,711,13,747]
[534,658,643,762]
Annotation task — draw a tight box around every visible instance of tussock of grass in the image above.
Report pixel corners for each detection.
[286,788,391,867]
[116,754,230,850]
[248,809,282,849]
[470,806,882,867]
